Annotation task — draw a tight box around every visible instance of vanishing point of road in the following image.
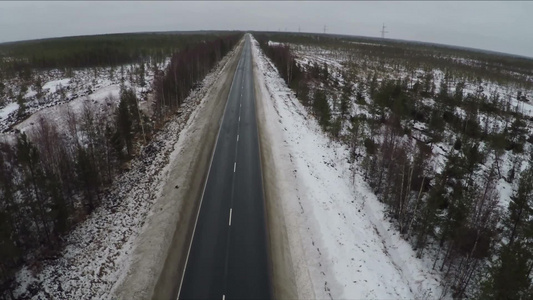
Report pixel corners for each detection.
[178,34,271,300]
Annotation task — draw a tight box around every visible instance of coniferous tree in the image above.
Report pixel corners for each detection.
[479,241,532,300]
[506,165,533,247]
[34,76,43,99]
[138,61,146,88]
[0,82,5,101]
[16,133,52,243]
[16,93,26,118]
[313,89,331,130]
[355,82,366,104]
[340,83,352,119]
[75,146,99,212]
[117,95,133,157]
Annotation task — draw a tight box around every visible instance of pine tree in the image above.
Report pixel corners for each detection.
[117,96,133,157]
[120,88,141,128]
[34,76,43,99]
[0,143,22,291]
[506,165,533,246]
[138,61,146,88]
[479,241,532,300]
[75,146,99,212]
[0,209,20,300]
[313,89,331,130]
[298,80,310,106]
[355,82,366,104]
[47,172,69,235]
[322,62,329,82]
[16,93,26,118]
[16,133,52,243]
[369,73,378,99]
[0,82,5,100]
[340,83,352,119]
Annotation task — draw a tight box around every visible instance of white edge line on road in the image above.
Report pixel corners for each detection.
[237,134,239,142]
[234,162,236,173]
[229,208,233,226]
[176,38,245,300]
[223,295,226,300]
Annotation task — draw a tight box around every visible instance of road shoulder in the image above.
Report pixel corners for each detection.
[252,39,304,300]
[112,38,244,300]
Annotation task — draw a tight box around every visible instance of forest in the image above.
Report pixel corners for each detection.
[0,32,241,296]
[255,32,533,299]
[0,31,234,80]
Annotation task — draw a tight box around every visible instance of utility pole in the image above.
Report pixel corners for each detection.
[323,25,327,34]
[299,25,301,33]
[381,23,388,39]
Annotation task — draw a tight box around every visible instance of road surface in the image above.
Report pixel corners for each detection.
[178,34,271,300]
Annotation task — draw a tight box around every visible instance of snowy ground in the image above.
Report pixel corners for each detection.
[291,40,532,230]
[0,60,166,135]
[11,48,236,299]
[252,35,445,299]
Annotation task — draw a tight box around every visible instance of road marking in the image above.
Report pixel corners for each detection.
[234,162,236,172]
[222,295,225,300]
[229,208,232,226]
[237,134,239,142]
[239,116,240,122]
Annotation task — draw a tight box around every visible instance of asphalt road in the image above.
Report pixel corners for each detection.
[178,35,271,300]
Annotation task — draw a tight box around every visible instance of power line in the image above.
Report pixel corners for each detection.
[381,23,388,39]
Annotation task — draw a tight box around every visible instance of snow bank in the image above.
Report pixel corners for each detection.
[252,35,445,299]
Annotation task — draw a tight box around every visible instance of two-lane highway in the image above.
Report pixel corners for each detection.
[178,34,271,300]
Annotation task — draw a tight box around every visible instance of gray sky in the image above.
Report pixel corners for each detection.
[0,1,531,57]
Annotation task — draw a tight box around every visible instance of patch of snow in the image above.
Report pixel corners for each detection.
[267,40,282,47]
[24,89,37,99]
[43,78,71,94]
[0,102,19,121]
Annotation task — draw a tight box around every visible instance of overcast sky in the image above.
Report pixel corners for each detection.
[0,1,531,57]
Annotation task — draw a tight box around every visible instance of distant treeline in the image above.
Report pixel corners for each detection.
[0,31,238,79]
[153,34,241,121]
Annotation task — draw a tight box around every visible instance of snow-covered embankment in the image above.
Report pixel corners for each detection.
[251,35,445,299]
